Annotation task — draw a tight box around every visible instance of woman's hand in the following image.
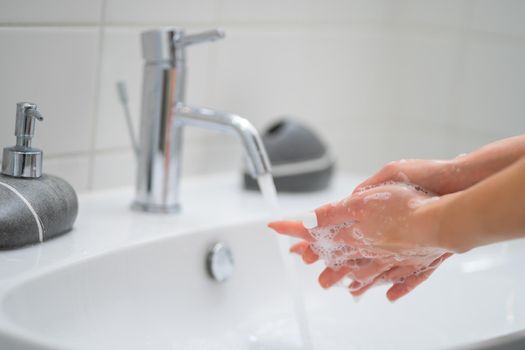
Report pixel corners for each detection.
[353,159,464,195]
[268,182,452,302]
[268,136,525,302]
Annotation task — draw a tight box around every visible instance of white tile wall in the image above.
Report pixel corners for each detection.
[470,0,525,37]
[0,27,100,155]
[94,27,143,151]
[385,30,463,128]
[207,27,393,131]
[0,0,103,24]
[217,0,389,23]
[0,27,100,190]
[391,0,468,29]
[0,1,524,193]
[92,150,135,190]
[457,40,525,137]
[45,155,91,191]
[105,0,221,24]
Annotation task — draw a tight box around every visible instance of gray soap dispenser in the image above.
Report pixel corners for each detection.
[0,102,78,249]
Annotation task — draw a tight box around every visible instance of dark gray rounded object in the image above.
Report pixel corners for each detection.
[0,174,78,250]
[244,118,335,193]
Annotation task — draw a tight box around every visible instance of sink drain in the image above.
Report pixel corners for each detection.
[206,242,234,282]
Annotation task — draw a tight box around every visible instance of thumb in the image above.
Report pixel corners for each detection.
[352,172,388,194]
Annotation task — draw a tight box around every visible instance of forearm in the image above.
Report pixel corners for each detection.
[420,156,525,253]
[452,134,525,191]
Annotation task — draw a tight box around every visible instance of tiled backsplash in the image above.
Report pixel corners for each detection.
[1,0,524,192]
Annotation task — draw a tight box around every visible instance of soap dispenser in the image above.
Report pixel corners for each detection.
[0,102,78,249]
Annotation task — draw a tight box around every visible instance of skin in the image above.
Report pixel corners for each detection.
[269,183,451,301]
[354,134,525,195]
[424,156,525,253]
[268,135,525,302]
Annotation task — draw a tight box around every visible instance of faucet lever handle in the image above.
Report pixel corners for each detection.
[141,28,225,63]
[175,29,225,48]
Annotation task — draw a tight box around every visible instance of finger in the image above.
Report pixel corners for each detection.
[382,265,419,282]
[289,241,309,255]
[386,268,433,302]
[267,221,313,241]
[302,245,319,264]
[317,258,371,289]
[345,258,373,268]
[349,275,382,296]
[351,158,417,195]
[314,197,363,227]
[432,252,453,266]
[386,253,452,302]
[349,263,418,296]
[349,280,363,291]
[352,168,391,194]
[352,253,453,301]
[352,179,381,195]
[351,260,392,282]
[318,266,350,289]
[349,265,393,297]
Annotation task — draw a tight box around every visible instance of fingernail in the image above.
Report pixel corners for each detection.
[300,211,318,229]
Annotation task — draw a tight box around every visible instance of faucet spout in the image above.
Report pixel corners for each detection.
[176,104,272,177]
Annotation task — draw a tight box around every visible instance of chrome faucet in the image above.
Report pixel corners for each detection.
[131,27,271,213]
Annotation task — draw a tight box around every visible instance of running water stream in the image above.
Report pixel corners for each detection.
[257,174,314,350]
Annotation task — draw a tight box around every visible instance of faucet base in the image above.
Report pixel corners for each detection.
[131,201,181,214]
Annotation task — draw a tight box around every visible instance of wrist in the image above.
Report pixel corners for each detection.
[446,156,472,193]
[412,197,446,250]
[432,191,480,253]
[412,192,475,253]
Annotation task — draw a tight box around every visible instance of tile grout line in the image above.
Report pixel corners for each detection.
[86,0,108,191]
[2,20,525,45]
[45,147,133,160]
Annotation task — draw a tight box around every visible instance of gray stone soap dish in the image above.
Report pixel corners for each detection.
[0,102,78,250]
[0,174,78,249]
[243,118,335,192]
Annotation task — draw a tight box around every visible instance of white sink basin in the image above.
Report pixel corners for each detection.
[0,223,303,349]
[0,173,523,349]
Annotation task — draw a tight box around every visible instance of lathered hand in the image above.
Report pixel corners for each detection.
[268,182,453,302]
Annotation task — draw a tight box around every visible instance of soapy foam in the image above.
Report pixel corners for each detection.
[307,221,359,270]
[363,192,392,203]
[407,196,440,209]
[356,180,432,196]
[351,228,364,240]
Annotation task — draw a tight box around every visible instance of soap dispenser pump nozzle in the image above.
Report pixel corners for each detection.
[2,102,44,178]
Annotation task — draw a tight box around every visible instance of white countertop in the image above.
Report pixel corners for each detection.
[0,172,363,285]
